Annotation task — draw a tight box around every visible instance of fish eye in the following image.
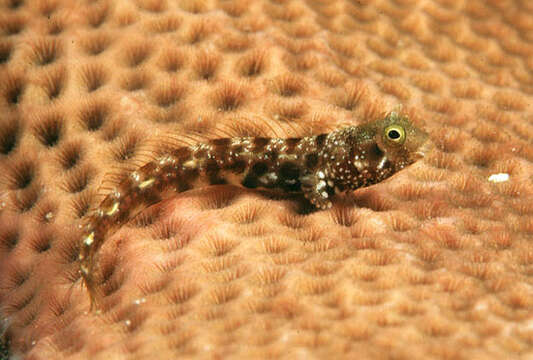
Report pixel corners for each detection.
[384,125,406,144]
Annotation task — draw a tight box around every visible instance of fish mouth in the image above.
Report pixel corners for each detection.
[412,139,434,160]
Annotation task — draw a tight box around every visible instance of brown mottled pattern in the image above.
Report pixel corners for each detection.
[80,112,428,306]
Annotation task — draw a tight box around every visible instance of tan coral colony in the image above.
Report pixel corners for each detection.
[0,0,532,359]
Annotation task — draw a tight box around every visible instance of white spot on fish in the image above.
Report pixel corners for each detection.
[131,171,140,182]
[139,178,155,189]
[105,202,120,216]
[377,156,388,170]
[84,232,95,246]
[183,159,198,169]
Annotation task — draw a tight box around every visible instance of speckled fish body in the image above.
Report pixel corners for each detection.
[78,111,430,308]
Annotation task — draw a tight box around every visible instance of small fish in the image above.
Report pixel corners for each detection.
[78,111,431,308]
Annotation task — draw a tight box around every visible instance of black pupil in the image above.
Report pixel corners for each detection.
[388,129,401,140]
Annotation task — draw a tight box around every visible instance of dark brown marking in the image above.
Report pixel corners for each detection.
[232,145,244,153]
[172,147,192,160]
[210,138,231,147]
[284,138,300,152]
[205,158,220,176]
[315,134,327,148]
[279,161,301,191]
[252,137,269,150]
[242,174,258,188]
[227,159,247,173]
[250,161,268,176]
[371,143,383,157]
[265,149,278,162]
[304,153,318,169]
[279,161,299,180]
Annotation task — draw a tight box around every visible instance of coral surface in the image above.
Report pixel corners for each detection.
[0,0,532,359]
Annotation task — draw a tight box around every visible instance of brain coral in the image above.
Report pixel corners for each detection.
[0,0,532,359]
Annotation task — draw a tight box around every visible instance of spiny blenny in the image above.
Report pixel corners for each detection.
[79,111,431,309]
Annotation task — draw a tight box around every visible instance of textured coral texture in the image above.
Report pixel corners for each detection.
[0,0,532,359]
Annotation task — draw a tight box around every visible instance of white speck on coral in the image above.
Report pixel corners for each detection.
[125,320,131,327]
[522,319,533,331]
[488,173,509,183]
[474,301,488,312]
[133,298,147,305]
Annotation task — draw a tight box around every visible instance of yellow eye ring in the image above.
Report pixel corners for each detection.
[384,125,406,144]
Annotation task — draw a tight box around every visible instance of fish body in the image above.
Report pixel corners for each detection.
[79,111,430,308]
